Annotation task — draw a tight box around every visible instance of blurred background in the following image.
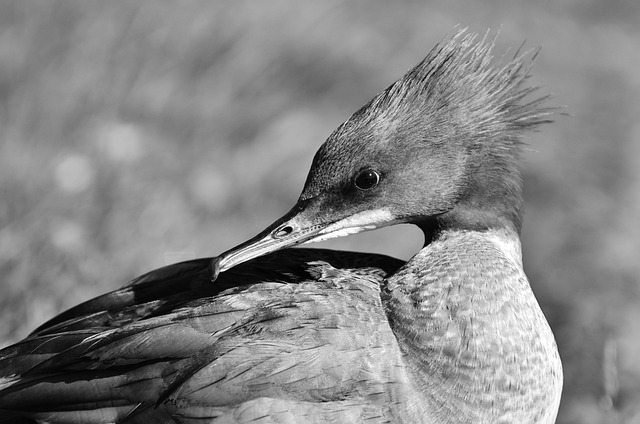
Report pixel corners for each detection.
[0,1,639,422]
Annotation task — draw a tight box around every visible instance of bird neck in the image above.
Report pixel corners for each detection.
[382,228,562,423]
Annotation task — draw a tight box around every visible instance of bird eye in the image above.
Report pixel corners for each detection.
[354,169,380,190]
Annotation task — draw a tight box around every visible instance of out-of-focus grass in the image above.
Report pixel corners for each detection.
[1,1,639,423]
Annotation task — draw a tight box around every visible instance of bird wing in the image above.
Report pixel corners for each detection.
[0,249,407,424]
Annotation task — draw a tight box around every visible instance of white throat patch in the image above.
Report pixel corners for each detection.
[305,209,396,243]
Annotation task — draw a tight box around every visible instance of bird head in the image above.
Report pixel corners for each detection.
[211,31,552,280]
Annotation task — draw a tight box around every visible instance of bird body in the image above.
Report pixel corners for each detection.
[0,31,563,423]
[0,249,410,423]
[384,228,562,423]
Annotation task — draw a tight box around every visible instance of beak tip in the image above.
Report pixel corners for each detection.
[208,201,320,282]
[209,257,223,282]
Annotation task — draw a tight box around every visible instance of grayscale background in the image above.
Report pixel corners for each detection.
[0,1,638,423]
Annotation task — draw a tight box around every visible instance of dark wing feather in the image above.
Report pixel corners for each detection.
[0,248,405,423]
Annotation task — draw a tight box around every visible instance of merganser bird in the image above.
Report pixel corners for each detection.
[0,31,562,423]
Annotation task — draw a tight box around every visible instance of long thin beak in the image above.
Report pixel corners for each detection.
[210,199,333,281]
[210,196,398,281]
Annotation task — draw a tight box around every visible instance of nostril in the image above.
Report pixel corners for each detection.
[273,225,294,239]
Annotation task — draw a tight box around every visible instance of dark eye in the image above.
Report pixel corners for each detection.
[354,169,380,190]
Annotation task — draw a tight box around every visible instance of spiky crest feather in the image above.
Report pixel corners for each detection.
[342,30,553,153]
